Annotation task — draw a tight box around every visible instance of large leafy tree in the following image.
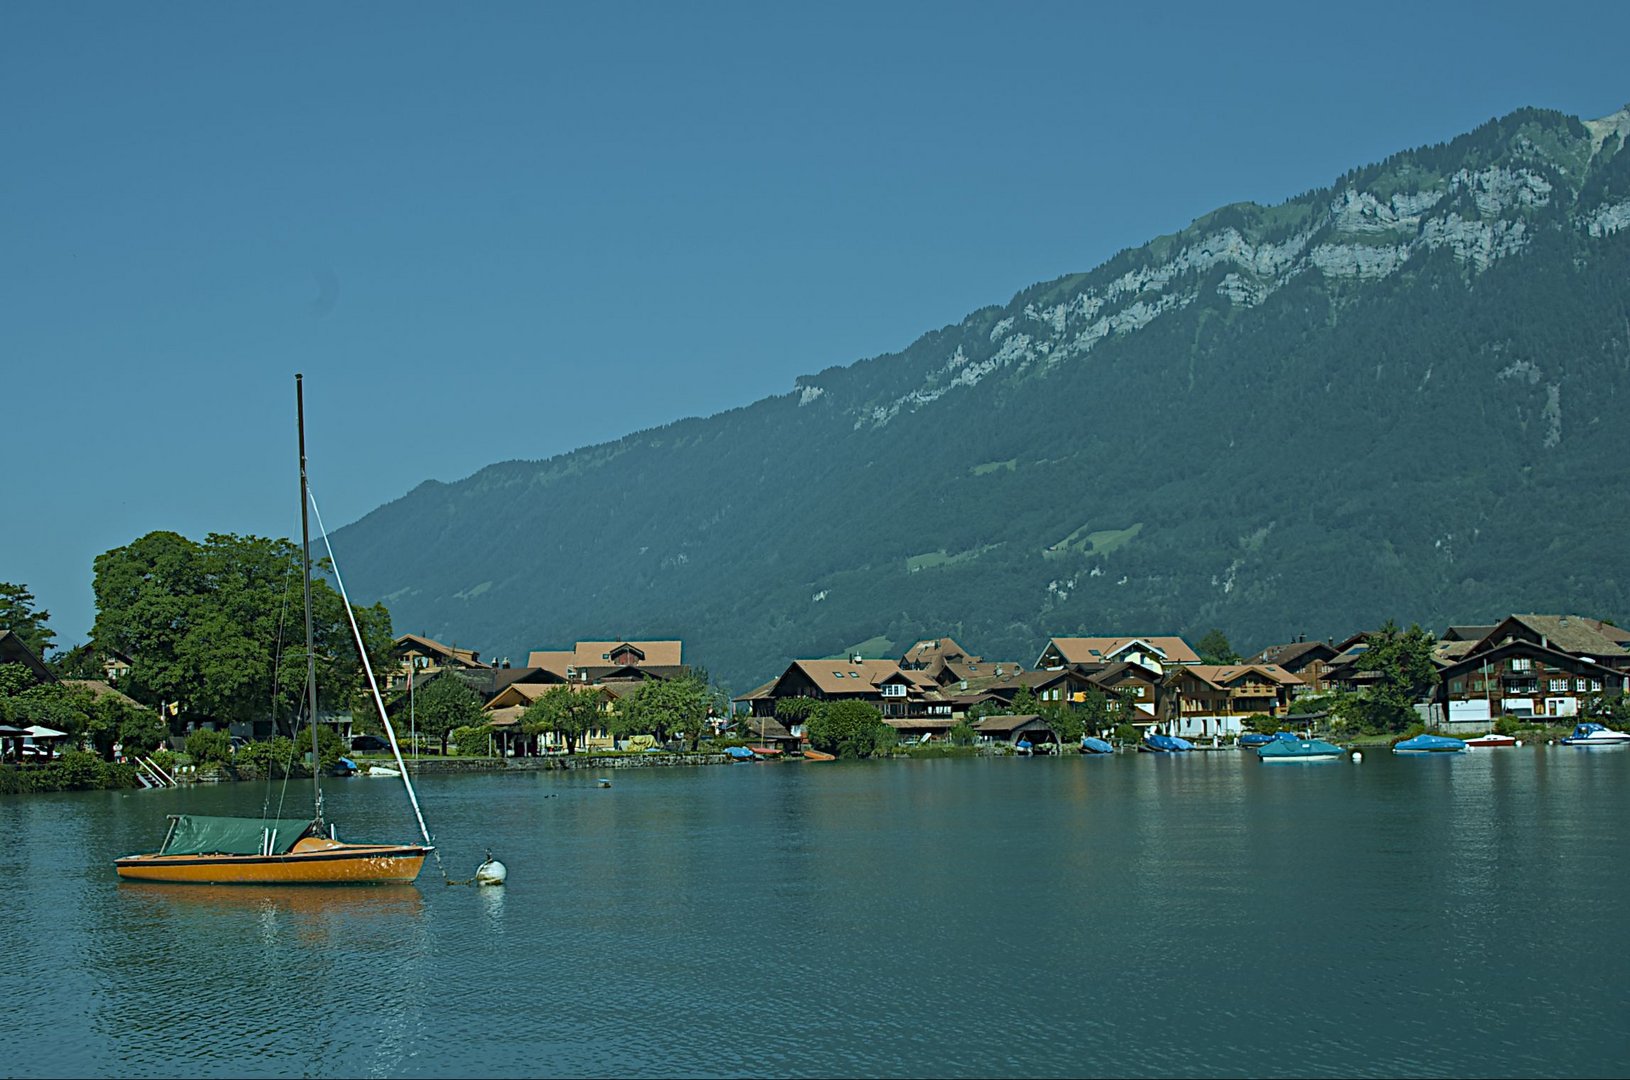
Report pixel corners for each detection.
[0,582,54,659]
[805,699,894,759]
[614,676,715,750]
[91,531,393,734]
[1355,620,1440,733]
[410,674,485,755]
[521,684,605,754]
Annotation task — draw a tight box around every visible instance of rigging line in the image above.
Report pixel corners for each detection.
[305,483,438,863]
[264,559,298,826]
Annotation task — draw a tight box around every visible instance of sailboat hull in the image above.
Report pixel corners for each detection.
[115,836,432,885]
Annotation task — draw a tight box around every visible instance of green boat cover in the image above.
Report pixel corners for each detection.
[158,814,316,856]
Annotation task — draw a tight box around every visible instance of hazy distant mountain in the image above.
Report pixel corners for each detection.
[333,105,1630,691]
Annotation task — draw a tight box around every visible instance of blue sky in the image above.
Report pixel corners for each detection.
[4,1,1625,648]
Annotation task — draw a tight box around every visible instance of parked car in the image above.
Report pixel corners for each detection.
[349,734,391,753]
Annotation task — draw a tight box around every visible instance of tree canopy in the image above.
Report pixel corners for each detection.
[1354,620,1440,732]
[410,673,485,755]
[0,582,55,659]
[521,684,605,754]
[91,531,393,734]
[613,675,715,750]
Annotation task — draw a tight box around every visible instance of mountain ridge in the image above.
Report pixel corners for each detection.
[333,104,1630,689]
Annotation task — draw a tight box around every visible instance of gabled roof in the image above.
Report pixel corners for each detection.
[0,630,55,684]
[394,633,488,669]
[776,658,905,696]
[1442,625,1498,642]
[1438,637,1625,681]
[732,680,777,703]
[61,679,145,708]
[972,713,1049,734]
[527,640,684,674]
[1178,664,1303,690]
[1247,640,1339,668]
[902,637,974,667]
[1471,614,1630,661]
[1039,636,1200,667]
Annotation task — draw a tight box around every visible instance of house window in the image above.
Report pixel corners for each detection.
[881,684,906,698]
[1450,679,1464,693]
[1591,679,1602,692]
[1510,658,1532,672]
[1549,678,1569,692]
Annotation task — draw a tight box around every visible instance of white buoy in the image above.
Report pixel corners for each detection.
[1516,739,1524,747]
[475,853,507,887]
[1351,751,1363,762]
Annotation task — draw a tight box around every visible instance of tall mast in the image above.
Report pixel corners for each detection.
[297,374,323,825]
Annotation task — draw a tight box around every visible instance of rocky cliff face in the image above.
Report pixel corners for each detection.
[332,106,1630,689]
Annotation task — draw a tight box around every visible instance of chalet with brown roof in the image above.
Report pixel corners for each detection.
[747,656,951,722]
[1435,614,1630,726]
[1246,639,1340,695]
[525,640,686,685]
[900,637,1023,687]
[1166,664,1303,738]
[389,634,491,692]
[480,681,620,753]
[1035,636,1200,673]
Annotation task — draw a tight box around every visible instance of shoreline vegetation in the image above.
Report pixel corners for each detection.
[0,722,1582,796]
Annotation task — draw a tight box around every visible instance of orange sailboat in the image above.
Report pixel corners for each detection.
[116,375,435,886]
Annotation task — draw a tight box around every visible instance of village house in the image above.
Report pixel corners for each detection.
[1434,614,1630,727]
[1245,638,1340,696]
[740,655,953,726]
[1165,664,1303,738]
[526,640,687,685]
[1035,635,1200,674]
[900,637,1024,687]
[388,633,492,693]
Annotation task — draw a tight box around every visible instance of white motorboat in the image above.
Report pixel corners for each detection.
[1560,722,1630,746]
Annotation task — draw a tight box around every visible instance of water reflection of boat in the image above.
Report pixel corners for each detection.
[118,881,425,917]
[114,376,435,887]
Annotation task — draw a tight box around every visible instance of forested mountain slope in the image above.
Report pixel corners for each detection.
[332,106,1630,690]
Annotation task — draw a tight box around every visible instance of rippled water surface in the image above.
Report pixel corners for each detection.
[3,747,1628,1077]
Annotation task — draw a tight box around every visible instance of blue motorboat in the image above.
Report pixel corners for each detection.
[1141,732,1193,753]
[1257,736,1345,762]
[1560,722,1630,746]
[1080,736,1115,755]
[1238,732,1275,749]
[724,745,758,761]
[1392,734,1468,754]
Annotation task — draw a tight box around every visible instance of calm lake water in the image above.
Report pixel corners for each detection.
[3,747,1628,1078]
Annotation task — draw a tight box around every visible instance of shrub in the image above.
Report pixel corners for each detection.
[948,720,977,747]
[1113,722,1141,745]
[185,728,232,765]
[451,725,493,758]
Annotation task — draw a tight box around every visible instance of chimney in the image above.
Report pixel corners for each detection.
[851,653,863,664]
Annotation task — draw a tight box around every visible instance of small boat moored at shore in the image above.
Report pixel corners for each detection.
[1141,732,1193,753]
[1463,732,1518,748]
[1238,732,1276,749]
[1560,722,1630,746]
[1256,736,1346,762]
[1393,734,1469,754]
[1080,736,1115,755]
